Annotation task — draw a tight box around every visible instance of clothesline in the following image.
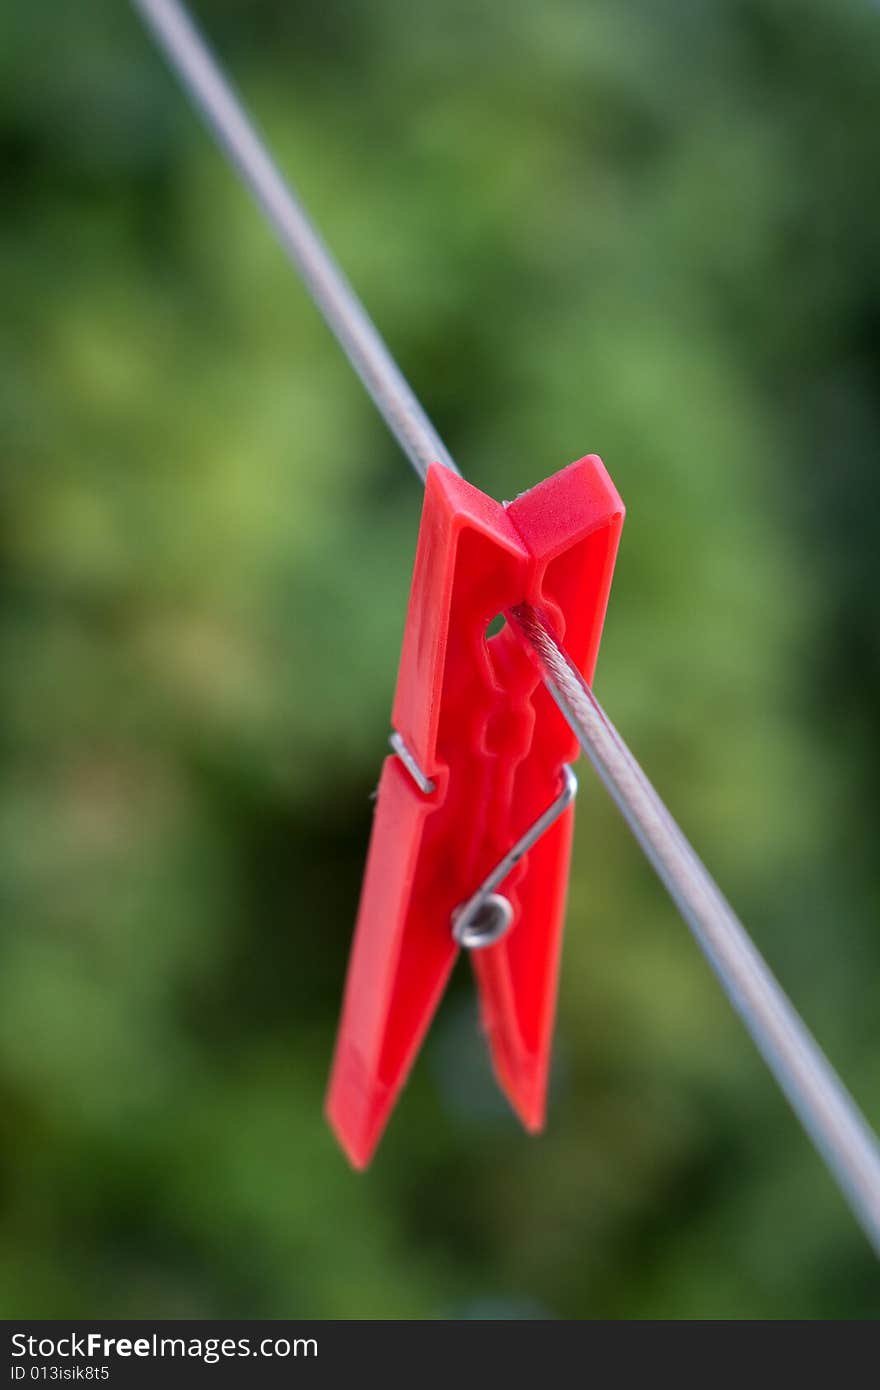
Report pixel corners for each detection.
[131,0,880,1255]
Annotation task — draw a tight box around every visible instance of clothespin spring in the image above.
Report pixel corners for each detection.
[390,732,577,951]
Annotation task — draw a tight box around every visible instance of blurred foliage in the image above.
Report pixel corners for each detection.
[1,0,879,1318]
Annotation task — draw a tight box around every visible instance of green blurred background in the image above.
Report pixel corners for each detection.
[2,0,879,1318]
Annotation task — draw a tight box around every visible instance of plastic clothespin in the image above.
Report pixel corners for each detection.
[326,457,624,1167]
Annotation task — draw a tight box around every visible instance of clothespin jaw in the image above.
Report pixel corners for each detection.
[326,458,624,1168]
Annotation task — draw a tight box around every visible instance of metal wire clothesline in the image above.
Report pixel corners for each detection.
[132,0,880,1257]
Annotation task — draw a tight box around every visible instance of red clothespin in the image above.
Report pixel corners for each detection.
[326,457,624,1167]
